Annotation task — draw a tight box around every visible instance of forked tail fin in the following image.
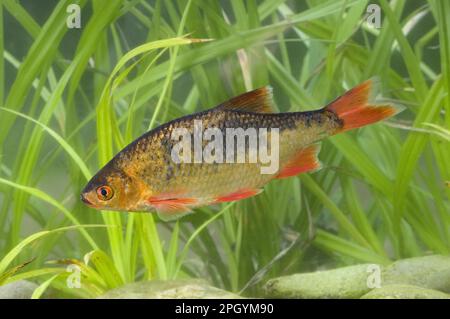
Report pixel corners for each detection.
[325,79,401,133]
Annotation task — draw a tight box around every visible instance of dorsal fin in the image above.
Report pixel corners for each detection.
[216,86,275,113]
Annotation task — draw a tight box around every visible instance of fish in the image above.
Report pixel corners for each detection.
[81,79,400,221]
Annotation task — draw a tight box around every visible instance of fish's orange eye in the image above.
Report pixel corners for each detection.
[96,186,114,201]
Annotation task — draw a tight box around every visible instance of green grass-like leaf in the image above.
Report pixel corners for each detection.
[1,0,448,298]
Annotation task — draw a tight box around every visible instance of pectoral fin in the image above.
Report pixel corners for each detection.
[157,209,193,222]
[148,196,196,221]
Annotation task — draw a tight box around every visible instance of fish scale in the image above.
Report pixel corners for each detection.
[94,109,332,206]
[81,80,399,220]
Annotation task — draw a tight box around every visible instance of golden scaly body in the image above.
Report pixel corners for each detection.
[112,108,341,206]
[81,80,397,219]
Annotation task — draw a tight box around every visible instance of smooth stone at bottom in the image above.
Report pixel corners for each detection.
[98,279,243,299]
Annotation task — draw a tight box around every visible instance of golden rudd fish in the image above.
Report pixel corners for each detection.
[81,79,399,220]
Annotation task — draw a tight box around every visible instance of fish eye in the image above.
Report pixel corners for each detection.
[96,186,114,201]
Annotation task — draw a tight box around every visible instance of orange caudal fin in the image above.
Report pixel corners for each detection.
[326,79,401,133]
[276,143,322,179]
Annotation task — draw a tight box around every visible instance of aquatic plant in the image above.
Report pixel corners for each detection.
[0,0,448,298]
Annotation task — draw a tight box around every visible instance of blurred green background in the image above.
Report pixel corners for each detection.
[0,0,448,298]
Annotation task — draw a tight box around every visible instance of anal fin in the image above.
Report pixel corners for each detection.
[276,143,322,179]
[214,188,262,203]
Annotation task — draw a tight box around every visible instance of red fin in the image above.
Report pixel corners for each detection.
[216,86,274,113]
[148,196,197,213]
[276,144,322,179]
[214,188,262,203]
[326,79,399,133]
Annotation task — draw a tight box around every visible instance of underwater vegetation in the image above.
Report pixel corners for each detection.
[0,0,449,298]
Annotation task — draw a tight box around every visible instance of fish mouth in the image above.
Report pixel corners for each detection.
[80,193,94,207]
